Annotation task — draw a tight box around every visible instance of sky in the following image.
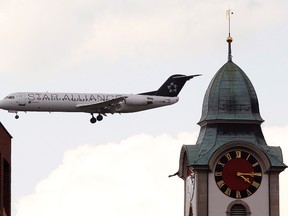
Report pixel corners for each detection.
[0,0,287,215]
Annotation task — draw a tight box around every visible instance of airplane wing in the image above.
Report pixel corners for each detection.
[75,96,127,113]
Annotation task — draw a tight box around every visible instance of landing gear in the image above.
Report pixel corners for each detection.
[96,114,103,121]
[90,114,103,124]
[90,116,96,124]
[15,114,19,119]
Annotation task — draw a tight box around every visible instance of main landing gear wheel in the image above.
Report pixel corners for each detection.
[15,114,19,119]
[90,114,103,124]
[96,114,103,121]
[90,116,96,124]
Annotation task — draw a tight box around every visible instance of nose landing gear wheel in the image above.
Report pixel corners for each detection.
[15,114,19,119]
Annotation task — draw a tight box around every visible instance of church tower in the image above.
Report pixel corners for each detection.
[0,123,12,216]
[177,19,287,216]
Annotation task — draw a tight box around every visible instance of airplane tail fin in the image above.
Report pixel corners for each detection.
[140,74,201,97]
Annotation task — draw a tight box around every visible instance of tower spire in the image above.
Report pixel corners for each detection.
[226,7,233,62]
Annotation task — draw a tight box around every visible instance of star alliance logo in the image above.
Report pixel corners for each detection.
[168,82,178,94]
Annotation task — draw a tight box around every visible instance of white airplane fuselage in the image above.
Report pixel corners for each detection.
[0,92,179,113]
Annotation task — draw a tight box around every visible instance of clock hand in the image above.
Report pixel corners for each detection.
[239,175,251,184]
[237,172,252,184]
[237,172,262,177]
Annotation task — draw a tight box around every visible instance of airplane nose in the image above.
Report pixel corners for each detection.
[0,100,4,109]
[0,99,9,109]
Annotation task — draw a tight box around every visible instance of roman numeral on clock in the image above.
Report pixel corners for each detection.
[225,187,231,196]
[225,153,232,161]
[236,150,241,158]
[252,181,260,189]
[217,180,225,188]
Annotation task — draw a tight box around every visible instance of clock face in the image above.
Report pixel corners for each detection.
[214,150,262,198]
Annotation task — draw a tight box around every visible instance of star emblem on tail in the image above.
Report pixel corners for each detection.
[168,82,178,94]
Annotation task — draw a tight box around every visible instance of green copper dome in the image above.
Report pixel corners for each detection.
[198,61,264,126]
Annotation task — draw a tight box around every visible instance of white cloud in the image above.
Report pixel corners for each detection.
[15,132,198,216]
[14,127,288,216]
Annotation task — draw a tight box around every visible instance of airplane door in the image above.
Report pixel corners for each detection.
[18,94,26,106]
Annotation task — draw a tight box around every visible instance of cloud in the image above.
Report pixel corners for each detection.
[14,132,198,216]
[14,127,288,216]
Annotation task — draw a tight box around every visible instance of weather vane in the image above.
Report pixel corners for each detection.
[226,1,233,61]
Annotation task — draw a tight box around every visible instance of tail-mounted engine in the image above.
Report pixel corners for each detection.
[125,95,154,106]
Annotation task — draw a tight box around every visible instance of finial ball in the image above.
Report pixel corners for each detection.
[226,36,233,43]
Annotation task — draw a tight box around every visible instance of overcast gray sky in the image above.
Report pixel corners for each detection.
[0,0,287,215]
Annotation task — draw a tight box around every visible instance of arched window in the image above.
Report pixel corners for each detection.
[226,200,251,216]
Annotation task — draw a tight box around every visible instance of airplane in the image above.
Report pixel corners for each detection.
[0,74,200,123]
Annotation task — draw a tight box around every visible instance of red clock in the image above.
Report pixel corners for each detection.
[214,150,262,198]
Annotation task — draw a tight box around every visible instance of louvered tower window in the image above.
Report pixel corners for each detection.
[230,204,246,216]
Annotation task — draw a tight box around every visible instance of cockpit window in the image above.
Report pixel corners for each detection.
[4,96,15,99]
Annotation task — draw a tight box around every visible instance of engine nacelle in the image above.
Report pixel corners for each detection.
[125,95,154,106]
